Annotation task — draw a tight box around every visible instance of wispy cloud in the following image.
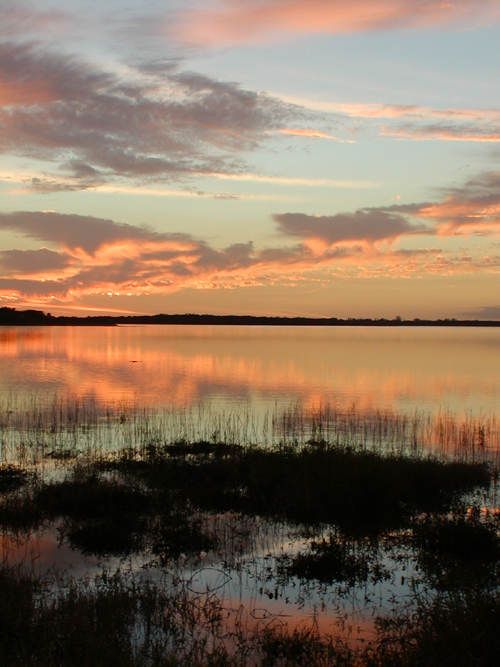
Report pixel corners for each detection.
[382,124,500,142]
[0,42,308,191]
[270,128,348,141]
[279,96,500,145]
[290,100,500,122]
[211,174,375,188]
[172,0,500,47]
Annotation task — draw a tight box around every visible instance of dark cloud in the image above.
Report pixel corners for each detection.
[0,248,71,275]
[0,211,162,255]
[273,209,427,245]
[0,42,302,188]
[0,276,68,297]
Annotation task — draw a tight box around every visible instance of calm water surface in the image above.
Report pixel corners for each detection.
[1,324,500,417]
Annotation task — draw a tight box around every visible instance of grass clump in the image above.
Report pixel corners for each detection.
[280,534,387,587]
[413,509,500,589]
[113,443,492,536]
[369,588,500,667]
[0,465,29,493]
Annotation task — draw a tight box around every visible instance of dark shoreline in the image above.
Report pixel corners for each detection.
[1,306,500,327]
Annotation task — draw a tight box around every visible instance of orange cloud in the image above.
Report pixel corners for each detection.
[401,172,500,235]
[298,100,500,122]
[4,170,500,305]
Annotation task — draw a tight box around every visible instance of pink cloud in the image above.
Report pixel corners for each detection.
[398,172,500,234]
[317,102,500,122]
[381,124,500,142]
[173,0,500,47]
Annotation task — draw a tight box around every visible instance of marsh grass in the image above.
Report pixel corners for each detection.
[107,442,491,534]
[278,535,385,587]
[0,564,356,667]
[1,395,500,471]
[1,396,500,665]
[367,588,500,667]
[2,562,500,667]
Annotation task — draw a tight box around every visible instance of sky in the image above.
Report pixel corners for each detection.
[1,0,500,319]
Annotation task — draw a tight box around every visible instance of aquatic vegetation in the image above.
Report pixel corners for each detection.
[0,397,499,665]
[0,465,28,494]
[369,587,500,667]
[108,442,491,535]
[0,564,356,667]
[278,534,385,587]
[413,510,500,590]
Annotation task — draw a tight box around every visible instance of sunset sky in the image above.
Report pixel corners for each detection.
[1,0,500,319]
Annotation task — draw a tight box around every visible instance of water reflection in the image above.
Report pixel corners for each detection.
[1,325,500,416]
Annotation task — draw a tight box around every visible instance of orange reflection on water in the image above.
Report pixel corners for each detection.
[1,325,500,415]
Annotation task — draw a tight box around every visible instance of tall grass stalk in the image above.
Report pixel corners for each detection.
[1,395,499,472]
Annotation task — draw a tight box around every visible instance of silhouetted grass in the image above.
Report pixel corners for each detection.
[110,442,491,535]
[368,588,500,667]
[0,440,492,566]
[1,397,499,665]
[2,563,500,667]
[0,564,354,667]
[0,465,29,493]
[413,510,500,590]
[279,534,388,587]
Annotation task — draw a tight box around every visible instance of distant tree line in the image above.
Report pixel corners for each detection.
[0,306,498,327]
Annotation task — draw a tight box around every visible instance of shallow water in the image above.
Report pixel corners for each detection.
[2,324,500,417]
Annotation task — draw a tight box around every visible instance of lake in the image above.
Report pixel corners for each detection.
[1,324,500,662]
[2,324,500,417]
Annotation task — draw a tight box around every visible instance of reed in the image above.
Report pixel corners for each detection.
[1,394,500,474]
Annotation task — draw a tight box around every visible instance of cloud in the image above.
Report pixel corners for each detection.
[0,211,160,255]
[0,207,410,302]
[273,209,428,246]
[4,170,500,303]
[271,128,346,140]
[382,123,500,142]
[0,3,71,41]
[297,100,500,122]
[0,248,71,275]
[172,0,500,47]
[460,305,500,319]
[0,42,304,189]
[393,172,500,235]
[0,210,321,300]
[282,97,500,146]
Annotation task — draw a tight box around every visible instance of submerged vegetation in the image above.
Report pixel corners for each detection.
[1,396,500,665]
